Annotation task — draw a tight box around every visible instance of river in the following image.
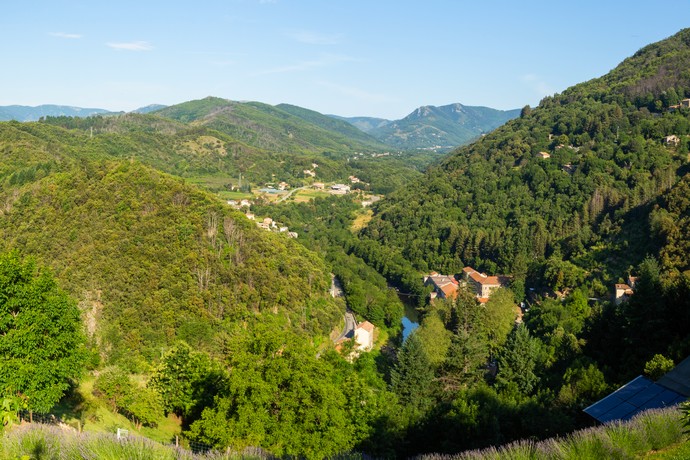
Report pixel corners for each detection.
[399,294,420,341]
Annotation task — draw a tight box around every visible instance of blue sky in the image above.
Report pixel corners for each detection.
[1,1,687,119]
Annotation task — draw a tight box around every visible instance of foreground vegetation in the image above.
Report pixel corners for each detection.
[1,405,686,459]
[418,407,687,459]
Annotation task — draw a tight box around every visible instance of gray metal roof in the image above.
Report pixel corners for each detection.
[657,355,690,397]
[583,375,686,423]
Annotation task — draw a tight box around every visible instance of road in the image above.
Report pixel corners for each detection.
[277,186,307,203]
[334,311,356,342]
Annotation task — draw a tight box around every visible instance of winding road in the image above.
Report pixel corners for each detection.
[334,311,357,342]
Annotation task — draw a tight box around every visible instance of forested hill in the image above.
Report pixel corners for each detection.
[366,103,520,151]
[0,126,341,367]
[154,96,391,155]
[360,29,690,307]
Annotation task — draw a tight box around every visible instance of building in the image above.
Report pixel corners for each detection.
[614,283,634,305]
[354,321,375,352]
[537,151,551,159]
[330,184,351,195]
[312,182,325,190]
[463,266,503,302]
[424,273,459,300]
[682,98,690,108]
[349,175,361,183]
[663,135,680,147]
[303,169,316,178]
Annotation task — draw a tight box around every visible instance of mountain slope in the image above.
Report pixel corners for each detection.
[275,103,390,150]
[359,28,690,297]
[329,115,391,133]
[155,97,390,156]
[367,103,520,151]
[0,104,110,121]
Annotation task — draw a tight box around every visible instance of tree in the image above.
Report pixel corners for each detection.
[149,342,224,422]
[390,331,435,416]
[495,325,540,397]
[644,354,674,381]
[483,289,517,354]
[0,251,86,413]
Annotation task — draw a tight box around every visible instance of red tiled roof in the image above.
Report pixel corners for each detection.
[615,284,631,290]
[357,321,375,333]
[468,271,500,286]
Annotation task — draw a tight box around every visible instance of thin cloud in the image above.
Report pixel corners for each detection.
[253,54,355,76]
[50,32,82,39]
[521,74,555,98]
[287,30,343,45]
[107,41,154,51]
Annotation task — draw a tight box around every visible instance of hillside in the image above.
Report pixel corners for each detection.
[362,103,520,151]
[155,97,390,156]
[0,154,341,367]
[275,103,389,150]
[361,28,690,294]
[329,115,391,133]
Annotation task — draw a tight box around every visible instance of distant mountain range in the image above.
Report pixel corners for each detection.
[0,104,168,121]
[333,103,521,152]
[0,100,519,152]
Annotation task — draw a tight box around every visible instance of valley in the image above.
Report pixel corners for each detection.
[2,27,690,460]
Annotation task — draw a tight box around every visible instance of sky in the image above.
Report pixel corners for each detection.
[1,1,688,119]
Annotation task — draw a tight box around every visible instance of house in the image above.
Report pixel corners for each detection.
[278,182,290,190]
[537,151,551,159]
[663,135,680,147]
[463,266,503,302]
[424,273,459,300]
[227,200,238,207]
[287,231,298,238]
[349,175,361,184]
[330,184,351,195]
[682,99,690,108]
[354,321,375,352]
[303,169,316,178]
[240,199,252,208]
[312,182,325,190]
[614,283,634,305]
[245,212,255,220]
[312,162,319,169]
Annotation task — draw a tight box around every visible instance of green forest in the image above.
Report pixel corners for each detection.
[2,28,690,459]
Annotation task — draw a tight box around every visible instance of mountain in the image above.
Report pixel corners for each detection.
[0,104,110,121]
[132,104,167,114]
[0,122,341,365]
[328,115,392,133]
[154,96,391,155]
[367,103,521,151]
[275,103,389,150]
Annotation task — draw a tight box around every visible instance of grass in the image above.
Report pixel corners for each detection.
[351,209,373,231]
[417,407,687,460]
[0,424,270,460]
[644,440,690,459]
[49,376,183,444]
[291,189,331,202]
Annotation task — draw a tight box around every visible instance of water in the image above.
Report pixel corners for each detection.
[401,297,420,341]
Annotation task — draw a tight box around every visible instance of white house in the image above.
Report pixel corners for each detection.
[354,321,375,351]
